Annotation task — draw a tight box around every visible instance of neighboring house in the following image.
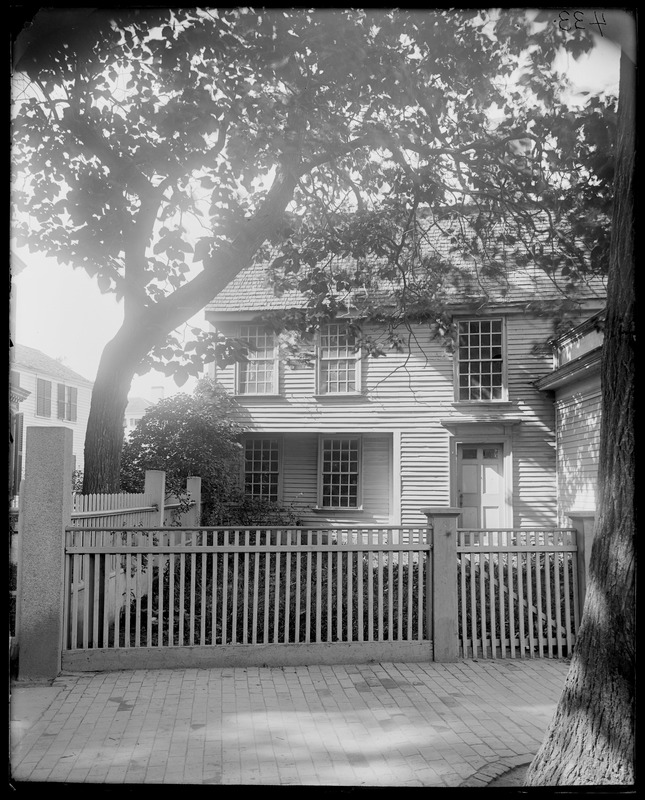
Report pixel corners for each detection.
[124,396,153,437]
[205,215,605,529]
[535,311,604,524]
[123,388,164,437]
[10,343,94,492]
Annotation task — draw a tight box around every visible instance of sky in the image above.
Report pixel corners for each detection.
[9,15,623,403]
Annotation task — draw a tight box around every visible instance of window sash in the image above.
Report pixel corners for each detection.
[36,378,51,417]
[318,436,361,508]
[318,323,359,394]
[237,325,277,394]
[244,437,281,501]
[456,319,505,401]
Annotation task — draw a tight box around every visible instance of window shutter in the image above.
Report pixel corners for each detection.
[69,387,78,422]
[57,384,66,419]
[37,379,51,417]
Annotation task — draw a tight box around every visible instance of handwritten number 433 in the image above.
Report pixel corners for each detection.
[558,10,607,36]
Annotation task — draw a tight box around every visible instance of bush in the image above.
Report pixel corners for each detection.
[120,378,305,527]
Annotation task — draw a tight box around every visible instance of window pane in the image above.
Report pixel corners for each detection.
[321,437,359,507]
[244,438,280,501]
[319,323,357,393]
[456,320,504,400]
[239,326,275,394]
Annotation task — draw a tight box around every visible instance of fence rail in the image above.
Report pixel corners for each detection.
[63,527,431,651]
[457,528,580,659]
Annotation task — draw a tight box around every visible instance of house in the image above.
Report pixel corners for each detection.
[123,388,164,437]
[10,343,94,494]
[123,396,152,437]
[205,215,605,529]
[535,311,604,524]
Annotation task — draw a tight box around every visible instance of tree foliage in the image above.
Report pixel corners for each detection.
[119,379,243,504]
[120,378,303,525]
[11,8,616,490]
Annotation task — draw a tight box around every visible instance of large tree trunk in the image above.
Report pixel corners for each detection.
[525,49,635,786]
[82,323,156,494]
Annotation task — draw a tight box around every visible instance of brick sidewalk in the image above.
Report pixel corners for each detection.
[10,658,569,786]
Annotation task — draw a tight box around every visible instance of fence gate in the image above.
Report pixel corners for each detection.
[456,528,580,659]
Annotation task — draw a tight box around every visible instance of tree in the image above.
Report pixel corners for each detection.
[525,17,635,786]
[11,8,614,492]
[119,378,243,516]
[120,378,302,524]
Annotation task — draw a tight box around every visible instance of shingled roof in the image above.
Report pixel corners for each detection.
[12,343,93,385]
[207,213,606,315]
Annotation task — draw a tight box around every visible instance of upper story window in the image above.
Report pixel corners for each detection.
[237,325,278,395]
[317,323,360,395]
[57,384,78,422]
[244,437,281,502]
[318,435,361,509]
[36,378,52,417]
[456,319,505,401]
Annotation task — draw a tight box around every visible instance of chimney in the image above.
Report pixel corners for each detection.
[152,385,164,403]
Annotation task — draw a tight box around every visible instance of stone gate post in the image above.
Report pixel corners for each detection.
[422,507,461,662]
[17,427,73,682]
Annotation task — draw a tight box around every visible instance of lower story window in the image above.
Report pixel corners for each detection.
[244,437,280,501]
[319,436,361,508]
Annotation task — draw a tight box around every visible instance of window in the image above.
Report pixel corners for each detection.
[457,319,505,401]
[318,323,360,394]
[244,437,281,501]
[11,412,23,495]
[36,378,52,417]
[237,325,278,395]
[57,384,78,422]
[319,436,361,508]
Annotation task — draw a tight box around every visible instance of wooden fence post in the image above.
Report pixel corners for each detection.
[144,469,166,526]
[422,507,461,662]
[568,510,596,615]
[17,427,73,681]
[185,476,202,527]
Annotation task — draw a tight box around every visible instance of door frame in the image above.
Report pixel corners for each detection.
[447,426,515,528]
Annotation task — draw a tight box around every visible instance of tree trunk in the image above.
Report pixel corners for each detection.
[82,322,157,494]
[525,49,635,786]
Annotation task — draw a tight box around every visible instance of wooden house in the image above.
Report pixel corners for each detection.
[10,343,93,493]
[205,217,605,529]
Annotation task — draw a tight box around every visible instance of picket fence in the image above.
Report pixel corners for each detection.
[61,524,582,665]
[72,491,161,528]
[457,528,580,659]
[63,527,431,653]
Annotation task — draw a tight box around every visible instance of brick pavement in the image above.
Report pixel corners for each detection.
[10,658,569,787]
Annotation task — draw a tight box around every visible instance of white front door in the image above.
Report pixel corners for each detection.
[457,444,504,528]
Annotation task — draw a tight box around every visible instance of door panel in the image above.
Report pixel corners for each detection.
[457,444,504,528]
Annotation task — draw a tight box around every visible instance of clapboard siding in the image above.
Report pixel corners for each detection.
[505,316,558,526]
[277,432,392,525]
[210,313,569,526]
[555,382,602,522]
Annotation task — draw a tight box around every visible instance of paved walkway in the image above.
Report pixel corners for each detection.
[10,659,569,787]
